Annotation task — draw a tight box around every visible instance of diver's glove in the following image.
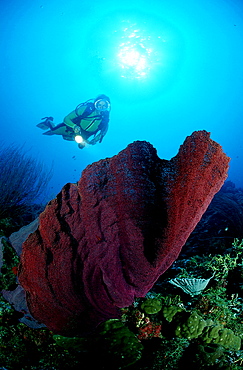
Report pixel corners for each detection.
[88,138,96,145]
[73,125,81,135]
[78,143,85,149]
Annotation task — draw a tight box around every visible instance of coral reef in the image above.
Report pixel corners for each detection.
[1,238,243,368]
[18,132,229,335]
[137,321,162,340]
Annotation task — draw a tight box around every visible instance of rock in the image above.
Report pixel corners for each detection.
[2,286,45,329]
[1,219,45,329]
[9,218,39,256]
[18,131,230,335]
[0,218,38,273]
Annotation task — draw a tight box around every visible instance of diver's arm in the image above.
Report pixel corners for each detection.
[64,105,87,129]
[89,124,109,145]
[88,133,102,145]
[63,111,77,129]
[92,115,109,144]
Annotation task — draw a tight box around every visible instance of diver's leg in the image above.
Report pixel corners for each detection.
[43,123,67,136]
[43,124,75,143]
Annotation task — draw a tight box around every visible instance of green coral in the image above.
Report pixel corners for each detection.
[195,344,225,366]
[140,298,162,314]
[202,323,225,344]
[162,305,184,322]
[180,343,226,368]
[53,320,144,369]
[53,335,88,351]
[96,319,143,368]
[172,308,241,351]
[202,324,241,350]
[174,311,207,340]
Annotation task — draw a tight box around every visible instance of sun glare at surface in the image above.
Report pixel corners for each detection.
[116,21,162,79]
[86,11,183,99]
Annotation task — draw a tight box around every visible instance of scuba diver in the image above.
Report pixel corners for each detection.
[37,94,111,149]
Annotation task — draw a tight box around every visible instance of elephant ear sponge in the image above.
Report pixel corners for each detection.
[18,131,230,336]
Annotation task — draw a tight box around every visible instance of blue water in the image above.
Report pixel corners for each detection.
[1,0,243,202]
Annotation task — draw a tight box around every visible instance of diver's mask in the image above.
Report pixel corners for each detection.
[94,99,111,112]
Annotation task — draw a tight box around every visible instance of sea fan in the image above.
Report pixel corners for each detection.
[169,276,213,296]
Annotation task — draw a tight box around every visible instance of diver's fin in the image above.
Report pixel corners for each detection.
[37,122,50,130]
[43,130,55,135]
[37,117,54,130]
